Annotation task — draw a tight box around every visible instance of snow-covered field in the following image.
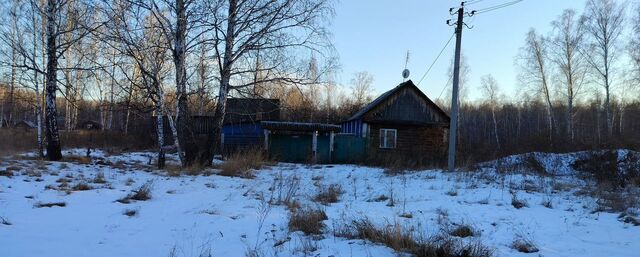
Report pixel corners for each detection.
[0,149,638,257]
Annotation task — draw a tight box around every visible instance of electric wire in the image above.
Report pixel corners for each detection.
[417,32,455,86]
[474,0,524,14]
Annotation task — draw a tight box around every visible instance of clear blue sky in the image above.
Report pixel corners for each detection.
[332,0,586,102]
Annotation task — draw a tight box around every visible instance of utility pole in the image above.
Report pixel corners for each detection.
[447,2,474,172]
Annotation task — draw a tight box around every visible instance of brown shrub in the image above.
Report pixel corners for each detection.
[288,207,328,235]
[218,149,266,179]
[313,184,343,205]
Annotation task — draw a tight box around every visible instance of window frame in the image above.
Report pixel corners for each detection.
[379,128,397,149]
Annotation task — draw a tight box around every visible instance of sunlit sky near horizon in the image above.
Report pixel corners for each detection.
[331,0,589,102]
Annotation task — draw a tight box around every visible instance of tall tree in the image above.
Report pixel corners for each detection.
[518,29,555,144]
[550,9,588,142]
[208,0,335,165]
[479,74,501,149]
[583,0,626,138]
[350,71,374,108]
[631,3,640,87]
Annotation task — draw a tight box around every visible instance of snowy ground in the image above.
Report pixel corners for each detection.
[0,149,639,257]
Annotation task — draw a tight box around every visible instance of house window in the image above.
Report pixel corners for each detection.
[379,129,397,149]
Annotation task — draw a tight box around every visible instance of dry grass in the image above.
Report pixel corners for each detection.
[117,182,153,204]
[218,149,266,179]
[123,208,138,217]
[313,184,343,205]
[0,216,11,225]
[449,224,475,238]
[288,207,328,235]
[512,237,539,253]
[92,172,107,184]
[34,201,66,208]
[0,169,14,177]
[334,219,493,257]
[0,129,153,157]
[71,182,92,191]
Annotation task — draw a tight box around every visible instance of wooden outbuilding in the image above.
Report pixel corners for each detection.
[340,80,450,165]
[262,121,341,163]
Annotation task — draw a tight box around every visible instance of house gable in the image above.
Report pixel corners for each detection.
[352,80,449,125]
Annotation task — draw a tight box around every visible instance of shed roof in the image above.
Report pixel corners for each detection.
[261,121,341,132]
[347,80,449,122]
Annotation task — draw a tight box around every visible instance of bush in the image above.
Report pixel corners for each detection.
[313,184,343,205]
[572,150,640,188]
[218,149,266,179]
[288,207,328,235]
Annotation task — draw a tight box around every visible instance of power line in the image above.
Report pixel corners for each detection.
[474,0,524,14]
[417,33,455,86]
[464,0,486,5]
[436,75,454,101]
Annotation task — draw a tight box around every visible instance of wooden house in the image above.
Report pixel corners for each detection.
[340,80,450,165]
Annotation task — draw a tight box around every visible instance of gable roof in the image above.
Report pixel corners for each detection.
[347,80,450,122]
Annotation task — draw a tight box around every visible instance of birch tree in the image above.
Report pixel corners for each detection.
[206,0,335,165]
[583,0,626,138]
[631,3,640,88]
[518,29,555,144]
[479,74,501,149]
[350,71,374,108]
[103,0,175,168]
[551,9,588,142]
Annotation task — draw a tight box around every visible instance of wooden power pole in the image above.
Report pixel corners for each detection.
[447,2,472,172]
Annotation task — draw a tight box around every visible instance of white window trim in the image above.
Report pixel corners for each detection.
[379,128,397,149]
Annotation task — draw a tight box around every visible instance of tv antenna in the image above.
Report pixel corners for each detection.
[402,50,411,81]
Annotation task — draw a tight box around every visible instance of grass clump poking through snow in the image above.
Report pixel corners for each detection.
[92,172,107,184]
[510,191,528,209]
[288,207,328,235]
[34,201,66,208]
[449,224,476,238]
[512,235,539,253]
[334,219,493,257]
[0,216,11,225]
[117,182,152,204]
[313,184,343,205]
[218,149,266,179]
[72,182,92,191]
[123,209,138,217]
